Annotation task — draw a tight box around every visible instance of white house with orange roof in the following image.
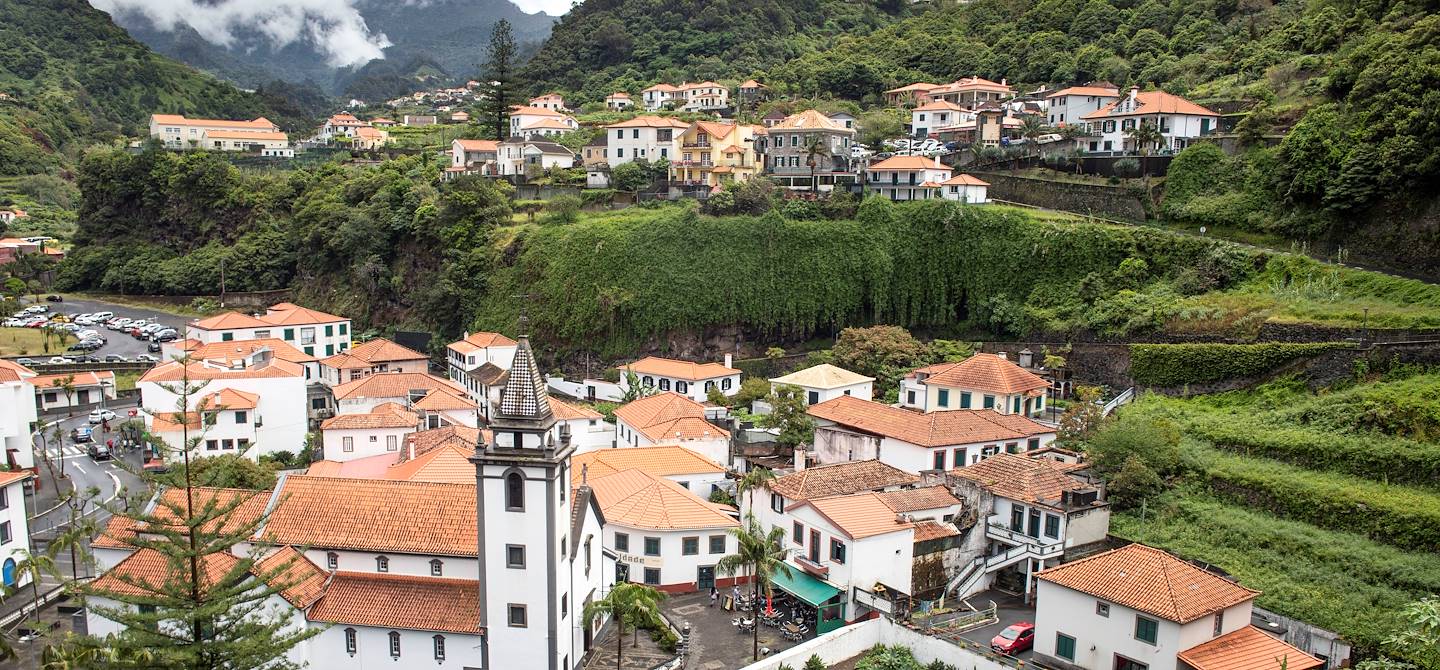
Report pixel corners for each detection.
[677,81,729,111]
[412,387,482,429]
[449,138,500,176]
[350,125,389,151]
[940,174,990,203]
[671,121,760,186]
[185,303,351,358]
[1046,84,1121,127]
[0,360,38,469]
[529,93,567,111]
[320,112,369,140]
[148,114,283,150]
[138,350,307,460]
[588,468,739,593]
[604,115,690,165]
[884,82,941,106]
[618,355,742,402]
[180,338,322,382]
[744,459,921,535]
[612,392,731,465]
[641,83,684,110]
[806,395,1055,472]
[1033,543,1322,670]
[445,331,517,402]
[769,363,873,405]
[0,469,34,589]
[910,100,974,137]
[508,105,579,138]
[900,352,1050,417]
[320,401,419,462]
[572,445,727,496]
[605,92,633,110]
[330,371,467,416]
[924,76,1014,109]
[548,398,612,453]
[865,155,953,201]
[319,337,429,386]
[30,370,117,412]
[1080,88,1220,153]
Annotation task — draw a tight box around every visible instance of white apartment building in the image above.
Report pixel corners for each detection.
[865,155,954,201]
[616,355,742,402]
[1079,88,1220,153]
[1045,85,1121,127]
[641,84,683,110]
[508,106,579,138]
[612,392,730,466]
[591,468,739,593]
[320,402,419,462]
[30,370,117,412]
[899,352,1049,417]
[0,360,37,469]
[0,471,33,590]
[678,82,729,111]
[605,92,633,110]
[449,139,500,176]
[603,116,689,165]
[911,101,974,137]
[529,94,567,111]
[769,363,873,405]
[497,139,575,176]
[148,114,282,150]
[745,460,920,536]
[807,395,1055,472]
[572,446,727,496]
[446,331,517,402]
[138,353,308,460]
[186,303,352,358]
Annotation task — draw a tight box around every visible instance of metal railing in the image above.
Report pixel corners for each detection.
[984,523,1065,556]
[1102,387,1135,416]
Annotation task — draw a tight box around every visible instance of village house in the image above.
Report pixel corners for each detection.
[604,116,690,165]
[589,468,739,593]
[941,453,1109,601]
[677,81,729,111]
[641,83,683,110]
[910,100,973,137]
[445,331,517,405]
[350,125,389,150]
[185,303,352,358]
[371,118,396,128]
[605,92,633,110]
[884,82,941,107]
[1033,543,1322,670]
[29,369,116,412]
[0,209,26,226]
[497,139,575,176]
[411,385,482,430]
[745,459,920,536]
[449,111,469,124]
[1080,88,1220,153]
[0,360,38,470]
[529,94,567,111]
[308,425,484,485]
[899,352,1050,417]
[0,470,34,590]
[1046,84,1121,127]
[670,121,761,186]
[320,401,419,461]
[175,338,322,383]
[508,105,579,138]
[924,76,1015,109]
[319,337,430,385]
[448,138,500,177]
[572,446,727,495]
[138,353,307,460]
[738,79,768,106]
[617,355,743,402]
[757,110,858,191]
[806,394,1056,472]
[148,114,283,150]
[934,104,1022,147]
[612,392,731,465]
[940,174,990,203]
[865,155,953,201]
[402,115,437,127]
[320,112,369,140]
[330,371,468,417]
[761,109,787,127]
[769,363,874,405]
[582,134,609,169]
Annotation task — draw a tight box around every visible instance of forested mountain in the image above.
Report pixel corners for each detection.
[0,0,309,176]
[519,0,912,100]
[107,0,556,95]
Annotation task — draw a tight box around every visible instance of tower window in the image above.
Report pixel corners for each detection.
[433,635,446,660]
[388,631,401,657]
[430,559,443,576]
[506,472,524,511]
[508,604,528,627]
[344,627,356,654]
[376,555,389,572]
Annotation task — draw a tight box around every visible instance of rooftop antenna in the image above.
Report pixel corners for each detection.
[511,292,533,337]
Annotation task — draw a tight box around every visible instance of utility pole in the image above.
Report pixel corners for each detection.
[219,257,227,308]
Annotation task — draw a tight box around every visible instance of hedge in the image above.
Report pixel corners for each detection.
[1128,342,1351,387]
[1200,446,1440,553]
[1189,416,1440,489]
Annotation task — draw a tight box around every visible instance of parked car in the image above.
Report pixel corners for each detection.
[47,356,73,364]
[135,354,159,363]
[147,342,162,353]
[77,355,101,363]
[89,409,117,424]
[153,331,179,343]
[15,358,35,367]
[86,442,113,461]
[991,622,1035,655]
[104,354,128,363]
[142,458,170,474]
[90,311,114,320]
[45,295,63,302]
[71,427,93,443]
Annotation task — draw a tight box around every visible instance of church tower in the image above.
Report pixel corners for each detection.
[472,332,576,670]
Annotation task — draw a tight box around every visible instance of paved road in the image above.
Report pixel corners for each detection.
[29,397,147,539]
[7,296,189,360]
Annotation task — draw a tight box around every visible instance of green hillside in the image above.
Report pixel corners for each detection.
[518,0,912,100]
[0,0,307,176]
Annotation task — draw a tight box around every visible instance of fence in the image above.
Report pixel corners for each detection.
[738,616,1016,670]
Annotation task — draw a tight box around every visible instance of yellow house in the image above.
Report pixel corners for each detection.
[670,122,760,187]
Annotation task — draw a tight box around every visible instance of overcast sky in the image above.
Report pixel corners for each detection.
[512,0,571,17]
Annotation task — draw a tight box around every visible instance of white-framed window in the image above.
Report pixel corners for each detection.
[376,555,389,572]
[342,437,353,452]
[344,627,357,654]
[388,631,401,657]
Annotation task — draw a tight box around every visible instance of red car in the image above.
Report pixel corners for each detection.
[991,622,1035,655]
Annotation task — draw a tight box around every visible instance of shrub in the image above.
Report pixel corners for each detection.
[1129,342,1350,387]
[805,654,827,670]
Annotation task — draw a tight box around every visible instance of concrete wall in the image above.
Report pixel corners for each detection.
[739,617,1009,670]
[972,172,1148,222]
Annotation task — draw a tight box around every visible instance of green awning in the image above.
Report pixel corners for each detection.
[769,568,841,606]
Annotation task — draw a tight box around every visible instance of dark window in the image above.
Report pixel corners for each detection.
[1056,633,1076,661]
[1096,601,1110,617]
[1044,514,1061,538]
[561,594,568,618]
[682,537,699,555]
[933,450,946,470]
[234,411,247,424]
[376,555,389,572]
[326,552,338,569]
[430,559,443,576]
[983,395,995,409]
[960,392,972,409]
[507,545,526,568]
[721,378,732,390]
[1135,616,1159,644]
[615,533,629,552]
[1010,506,1024,532]
[771,493,784,513]
[808,530,820,563]
[644,537,661,556]
[659,378,671,391]
[585,537,593,574]
[344,627,357,654]
[388,631,401,657]
[644,568,660,585]
[508,604,528,627]
[709,535,725,554]
[829,539,846,564]
[1028,438,1040,451]
[792,522,804,545]
[433,635,446,660]
[506,472,524,510]
[677,381,688,394]
[906,390,916,405]
[807,391,819,404]
[1213,612,1224,637]
[937,389,950,407]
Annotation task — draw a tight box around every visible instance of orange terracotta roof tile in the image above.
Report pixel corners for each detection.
[941,174,989,186]
[923,353,1048,394]
[1082,90,1219,120]
[914,100,968,112]
[320,403,419,430]
[454,139,499,152]
[508,105,567,117]
[571,446,723,487]
[139,358,304,383]
[770,364,873,389]
[769,460,918,500]
[589,469,737,530]
[254,546,328,608]
[384,443,474,484]
[199,388,260,411]
[0,359,36,377]
[1037,544,1259,623]
[446,331,517,354]
[913,520,960,542]
[0,470,31,488]
[261,476,477,556]
[802,492,914,540]
[808,396,1050,447]
[148,411,202,434]
[309,571,481,634]
[29,370,115,389]
[873,486,959,513]
[151,115,277,130]
[771,109,851,132]
[257,303,345,326]
[606,115,691,129]
[885,83,941,93]
[614,392,729,442]
[89,548,241,599]
[403,425,483,461]
[332,372,465,401]
[623,356,738,381]
[191,311,270,330]
[550,398,602,421]
[94,515,138,549]
[1177,626,1323,670]
[1047,86,1121,99]
[144,486,272,537]
[331,338,427,365]
[869,155,949,171]
[929,76,1012,93]
[305,453,399,479]
[205,130,287,141]
[186,338,317,364]
[950,453,1097,508]
[411,387,478,411]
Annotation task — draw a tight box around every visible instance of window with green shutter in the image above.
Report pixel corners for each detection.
[325,325,333,337]
[937,389,949,407]
[1056,633,1076,660]
[221,333,233,342]
[304,346,313,356]
[1135,616,1159,644]
[339,323,348,335]
[326,344,334,356]
[960,392,971,409]
[1013,397,1022,413]
[983,395,995,409]
[284,328,294,341]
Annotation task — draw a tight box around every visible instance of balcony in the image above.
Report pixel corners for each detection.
[985,523,1064,558]
[793,555,829,578]
[682,141,711,149]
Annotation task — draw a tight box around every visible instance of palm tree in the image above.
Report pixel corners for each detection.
[716,515,794,662]
[803,135,830,193]
[1125,120,1166,210]
[735,467,777,517]
[1019,116,1051,145]
[12,549,58,626]
[582,582,667,670]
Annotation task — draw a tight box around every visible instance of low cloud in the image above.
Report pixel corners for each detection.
[90,0,392,68]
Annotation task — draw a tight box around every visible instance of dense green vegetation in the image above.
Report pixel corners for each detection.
[0,0,313,177]
[1128,342,1350,387]
[520,0,910,99]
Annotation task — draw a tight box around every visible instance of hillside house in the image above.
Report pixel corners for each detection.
[899,353,1050,417]
[940,174,990,203]
[769,364,873,405]
[449,138,500,177]
[497,139,575,176]
[1046,85,1121,127]
[758,110,857,191]
[671,121,761,186]
[612,392,730,465]
[677,81,729,111]
[911,100,973,137]
[605,92,633,110]
[604,116,689,165]
[1080,88,1220,153]
[148,114,283,150]
[884,83,941,107]
[924,77,1015,109]
[865,155,953,201]
[617,355,742,402]
[508,106,579,138]
[641,83,684,110]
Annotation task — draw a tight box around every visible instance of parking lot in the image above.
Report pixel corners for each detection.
[2,296,189,364]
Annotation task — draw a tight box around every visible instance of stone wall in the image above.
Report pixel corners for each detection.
[971,172,1148,221]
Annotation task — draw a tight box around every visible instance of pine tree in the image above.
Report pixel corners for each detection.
[63,357,317,669]
[481,19,518,142]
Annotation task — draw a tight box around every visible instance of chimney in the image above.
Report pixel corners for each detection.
[1129,86,1139,105]
[1000,78,1007,87]
[997,351,1008,361]
[724,353,733,369]
[794,449,807,470]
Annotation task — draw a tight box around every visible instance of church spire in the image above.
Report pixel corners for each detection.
[496,335,552,421]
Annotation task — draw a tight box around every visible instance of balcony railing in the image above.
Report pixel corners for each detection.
[985,523,1064,557]
[682,142,711,148]
[793,555,829,578]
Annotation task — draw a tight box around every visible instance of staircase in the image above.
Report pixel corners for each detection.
[945,536,1065,600]
[1102,387,1135,416]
